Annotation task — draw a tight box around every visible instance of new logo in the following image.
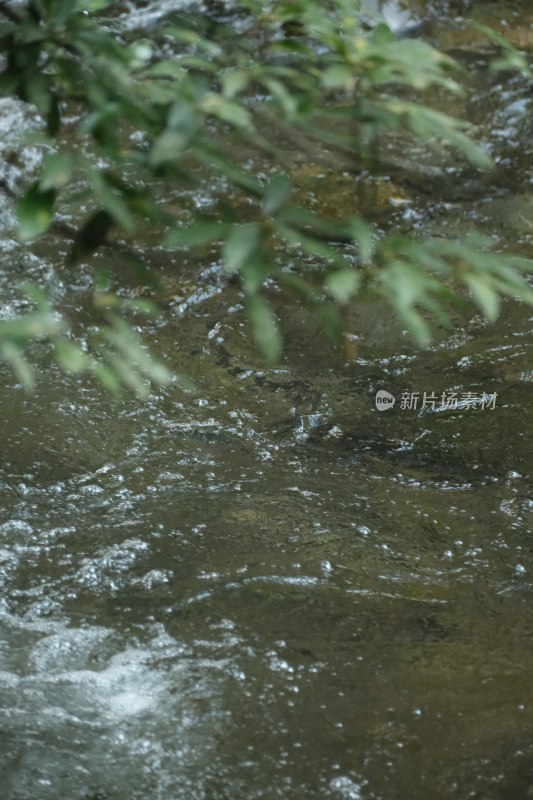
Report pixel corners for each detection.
[375,390,396,411]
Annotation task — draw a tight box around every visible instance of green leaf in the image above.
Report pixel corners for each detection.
[350,217,375,264]
[463,274,500,321]
[165,221,229,248]
[221,69,250,98]
[178,57,218,73]
[195,147,263,195]
[262,175,291,215]
[17,183,56,241]
[247,293,282,363]
[396,305,432,346]
[91,362,121,395]
[223,224,260,273]
[404,103,493,170]
[40,153,73,191]
[471,22,531,76]
[149,130,191,167]
[0,341,34,389]
[261,77,299,118]
[379,260,443,345]
[163,26,222,57]
[140,61,185,81]
[277,205,349,240]
[322,65,354,90]
[54,340,88,373]
[278,223,349,268]
[279,272,319,300]
[201,95,252,129]
[326,269,361,303]
[88,170,134,232]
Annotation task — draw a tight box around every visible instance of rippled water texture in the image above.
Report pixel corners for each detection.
[1,1,533,798]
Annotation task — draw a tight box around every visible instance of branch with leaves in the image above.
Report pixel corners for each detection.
[0,0,531,391]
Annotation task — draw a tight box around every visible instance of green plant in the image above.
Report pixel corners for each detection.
[0,0,531,392]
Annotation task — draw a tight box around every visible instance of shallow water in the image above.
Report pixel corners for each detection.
[1,2,533,799]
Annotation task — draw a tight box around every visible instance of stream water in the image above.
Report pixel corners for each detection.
[1,1,533,798]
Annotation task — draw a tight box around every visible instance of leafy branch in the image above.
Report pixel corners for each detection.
[0,0,531,390]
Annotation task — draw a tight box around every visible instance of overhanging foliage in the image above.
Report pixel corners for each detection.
[0,0,532,392]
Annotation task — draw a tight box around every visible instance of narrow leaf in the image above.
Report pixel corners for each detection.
[464,274,501,321]
[165,221,229,248]
[40,153,73,191]
[247,293,282,363]
[223,224,260,273]
[17,183,56,241]
[262,175,291,215]
[326,269,361,303]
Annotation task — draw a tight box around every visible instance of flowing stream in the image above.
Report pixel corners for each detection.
[0,1,533,798]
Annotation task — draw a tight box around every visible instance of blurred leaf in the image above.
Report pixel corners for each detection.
[163,25,222,57]
[165,221,229,248]
[396,305,431,346]
[17,183,56,241]
[2,0,533,390]
[195,147,263,195]
[279,272,319,299]
[261,77,299,117]
[149,130,192,166]
[90,362,121,395]
[0,341,34,388]
[140,61,185,81]
[54,340,88,373]
[400,102,493,169]
[471,22,532,76]
[463,274,500,321]
[322,64,354,90]
[223,224,260,273]
[88,170,135,232]
[201,95,252,129]
[362,35,461,93]
[326,268,361,303]
[222,69,250,98]
[316,303,343,344]
[350,218,375,265]
[379,260,443,345]
[247,293,282,363]
[40,152,73,190]
[262,175,291,215]
[278,223,349,268]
